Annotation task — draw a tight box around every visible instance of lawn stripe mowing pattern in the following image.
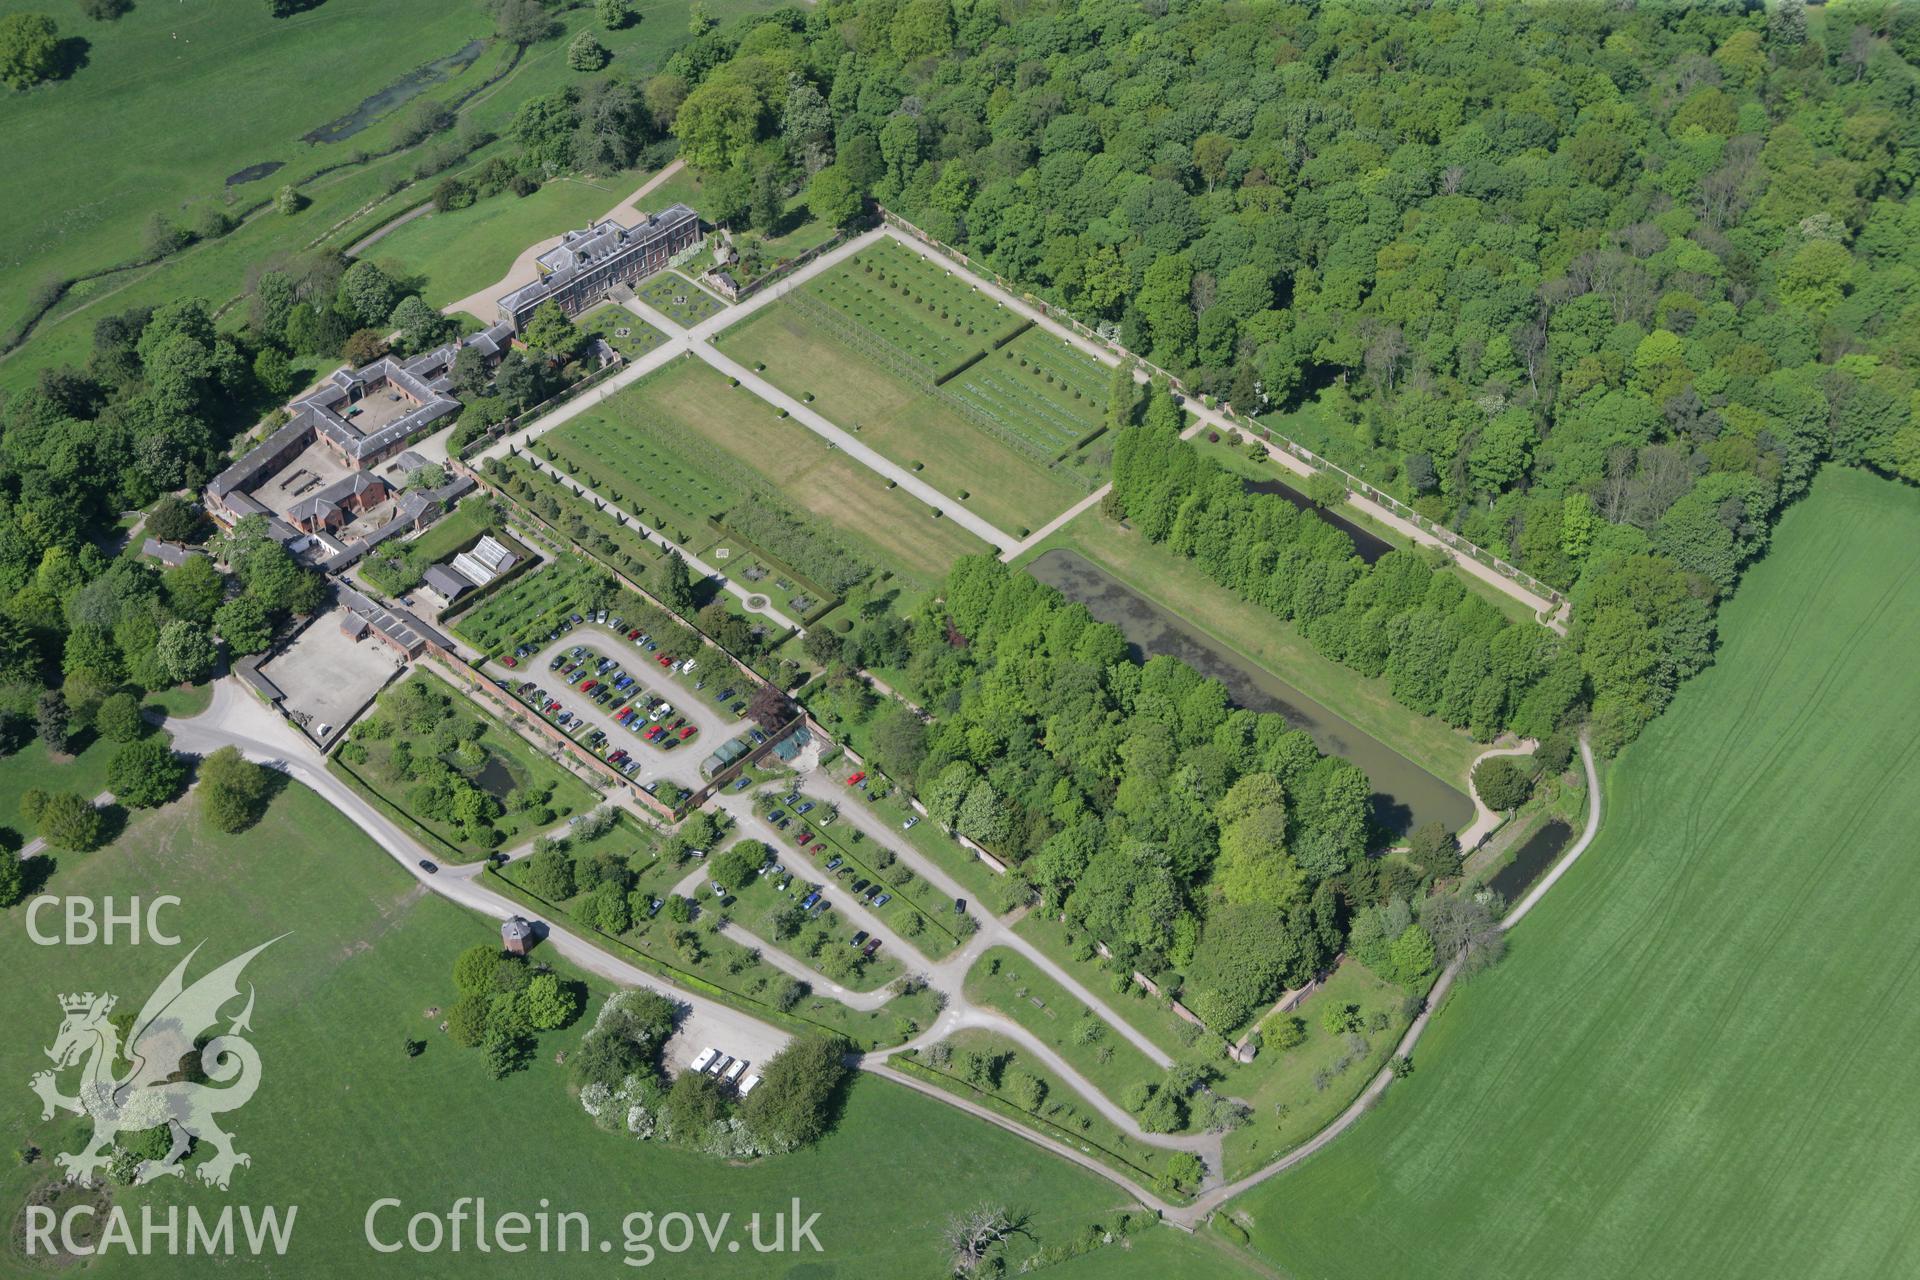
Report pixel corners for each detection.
[550,357,989,586]
[1233,466,1920,1279]
[725,238,1109,471]
[0,786,1216,1279]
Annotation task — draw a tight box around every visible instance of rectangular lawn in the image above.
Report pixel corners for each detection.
[553,358,989,587]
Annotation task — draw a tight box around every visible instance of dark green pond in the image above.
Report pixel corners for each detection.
[1029,549,1473,837]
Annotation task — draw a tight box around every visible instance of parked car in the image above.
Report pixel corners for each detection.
[861,938,881,958]
[873,893,892,907]
[800,892,821,911]
[851,879,871,894]
[796,802,814,815]
[732,776,751,790]
[797,831,814,847]
[501,655,518,668]
[718,689,737,703]
[903,816,920,830]
[846,772,866,785]
[823,854,840,869]
[850,931,869,948]
[678,726,695,739]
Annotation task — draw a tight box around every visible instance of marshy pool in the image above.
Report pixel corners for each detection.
[301,40,486,145]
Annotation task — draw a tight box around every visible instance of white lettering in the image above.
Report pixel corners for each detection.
[364,1199,404,1253]
[24,1206,56,1255]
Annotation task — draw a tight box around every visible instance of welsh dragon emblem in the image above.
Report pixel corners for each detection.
[29,938,281,1189]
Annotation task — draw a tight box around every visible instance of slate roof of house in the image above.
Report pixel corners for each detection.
[422,564,474,600]
[496,205,698,319]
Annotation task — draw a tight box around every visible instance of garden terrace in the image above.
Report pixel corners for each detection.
[549,358,989,588]
[715,290,1107,535]
[635,271,725,327]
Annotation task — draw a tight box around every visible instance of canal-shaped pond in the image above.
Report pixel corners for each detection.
[302,40,486,145]
[1244,477,1394,565]
[1488,818,1573,905]
[1029,549,1473,838]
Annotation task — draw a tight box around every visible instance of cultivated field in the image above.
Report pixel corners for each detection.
[1234,466,1920,1278]
[717,240,1109,532]
[551,358,989,587]
[0,786,1217,1277]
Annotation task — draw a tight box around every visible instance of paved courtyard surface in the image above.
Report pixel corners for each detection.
[260,606,406,746]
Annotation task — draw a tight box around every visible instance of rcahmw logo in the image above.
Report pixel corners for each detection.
[23,938,300,1259]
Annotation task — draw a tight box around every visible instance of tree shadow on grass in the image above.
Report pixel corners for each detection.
[53,37,92,83]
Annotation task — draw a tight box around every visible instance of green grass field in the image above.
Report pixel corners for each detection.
[365,169,649,311]
[1233,465,1920,1278]
[0,784,1253,1277]
[0,0,778,387]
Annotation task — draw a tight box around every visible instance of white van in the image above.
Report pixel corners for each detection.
[722,1059,748,1084]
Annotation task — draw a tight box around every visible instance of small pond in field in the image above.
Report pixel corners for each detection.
[452,752,520,801]
[301,40,486,145]
[225,160,284,186]
[1243,477,1395,565]
[1488,818,1574,905]
[1029,549,1472,837]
